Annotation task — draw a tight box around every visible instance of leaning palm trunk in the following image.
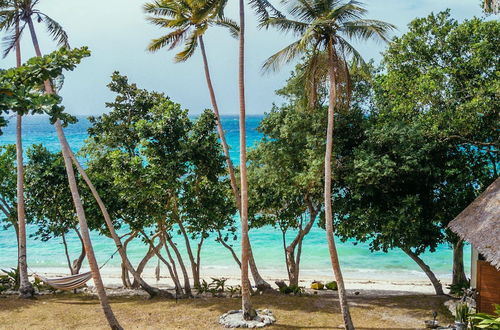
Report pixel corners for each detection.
[238,0,256,320]
[15,20,35,299]
[26,18,122,330]
[324,42,354,330]
[198,35,271,292]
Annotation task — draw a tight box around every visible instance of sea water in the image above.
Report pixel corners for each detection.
[0,115,470,282]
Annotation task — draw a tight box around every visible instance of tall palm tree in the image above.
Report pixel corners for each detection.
[144,0,272,292]
[0,0,36,299]
[261,1,395,328]
[1,1,122,328]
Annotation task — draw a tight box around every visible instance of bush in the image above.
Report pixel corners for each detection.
[469,304,500,329]
[279,284,304,295]
[325,281,338,290]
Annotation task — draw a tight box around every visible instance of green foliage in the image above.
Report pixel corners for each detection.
[144,0,238,61]
[0,268,19,290]
[469,305,500,329]
[455,303,469,323]
[0,145,16,229]
[377,11,499,157]
[447,279,470,296]
[83,72,235,247]
[0,47,90,125]
[279,284,303,295]
[325,281,338,290]
[195,278,227,296]
[24,145,78,241]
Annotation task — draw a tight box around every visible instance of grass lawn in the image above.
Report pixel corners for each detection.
[0,293,453,329]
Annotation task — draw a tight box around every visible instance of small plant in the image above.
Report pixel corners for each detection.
[0,268,19,290]
[211,277,227,292]
[455,303,469,323]
[195,279,210,294]
[325,281,338,290]
[469,304,500,329]
[279,284,304,295]
[447,279,470,296]
[226,285,241,295]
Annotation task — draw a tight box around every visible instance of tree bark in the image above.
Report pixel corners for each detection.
[121,233,136,288]
[238,0,256,320]
[131,239,163,289]
[27,17,122,330]
[14,19,34,299]
[285,206,318,286]
[177,221,200,288]
[62,232,74,275]
[451,239,467,286]
[402,247,444,295]
[166,236,191,296]
[325,41,354,330]
[72,227,86,275]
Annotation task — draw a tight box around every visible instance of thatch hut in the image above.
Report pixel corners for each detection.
[448,176,500,314]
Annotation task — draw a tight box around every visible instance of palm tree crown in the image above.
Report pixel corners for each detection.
[144,0,238,62]
[262,0,395,71]
[0,0,69,57]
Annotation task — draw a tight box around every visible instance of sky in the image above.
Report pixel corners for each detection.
[0,0,487,116]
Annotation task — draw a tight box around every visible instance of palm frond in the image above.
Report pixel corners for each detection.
[174,28,202,62]
[259,17,308,36]
[289,0,319,22]
[249,0,284,22]
[340,19,396,43]
[147,28,188,52]
[40,13,69,47]
[1,22,24,58]
[262,39,306,73]
[327,0,366,22]
[335,36,364,66]
[213,17,239,38]
[143,1,178,17]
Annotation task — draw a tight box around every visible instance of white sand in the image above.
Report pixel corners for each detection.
[25,266,447,296]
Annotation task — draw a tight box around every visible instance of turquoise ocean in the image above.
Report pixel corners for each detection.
[0,115,470,282]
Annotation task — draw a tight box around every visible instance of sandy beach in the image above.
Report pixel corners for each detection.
[25,266,446,296]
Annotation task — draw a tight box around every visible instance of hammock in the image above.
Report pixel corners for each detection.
[31,248,120,291]
[34,272,93,291]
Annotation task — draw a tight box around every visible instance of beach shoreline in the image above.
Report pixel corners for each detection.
[20,266,447,296]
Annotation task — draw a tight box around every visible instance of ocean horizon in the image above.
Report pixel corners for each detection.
[0,115,470,282]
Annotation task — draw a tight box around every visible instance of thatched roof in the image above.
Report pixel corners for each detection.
[448,177,500,269]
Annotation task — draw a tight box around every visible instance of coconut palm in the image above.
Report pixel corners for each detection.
[144,0,239,206]
[144,0,273,293]
[0,1,122,328]
[261,1,395,328]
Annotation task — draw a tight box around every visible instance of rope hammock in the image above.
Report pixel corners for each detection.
[30,248,120,291]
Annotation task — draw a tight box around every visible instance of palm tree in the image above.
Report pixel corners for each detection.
[144,0,272,292]
[1,1,122,328]
[0,0,36,299]
[261,1,395,328]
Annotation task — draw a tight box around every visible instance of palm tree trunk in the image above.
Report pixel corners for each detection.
[325,41,354,330]
[68,150,172,298]
[27,17,122,330]
[199,35,270,291]
[14,19,35,299]
[198,35,240,210]
[238,0,256,320]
